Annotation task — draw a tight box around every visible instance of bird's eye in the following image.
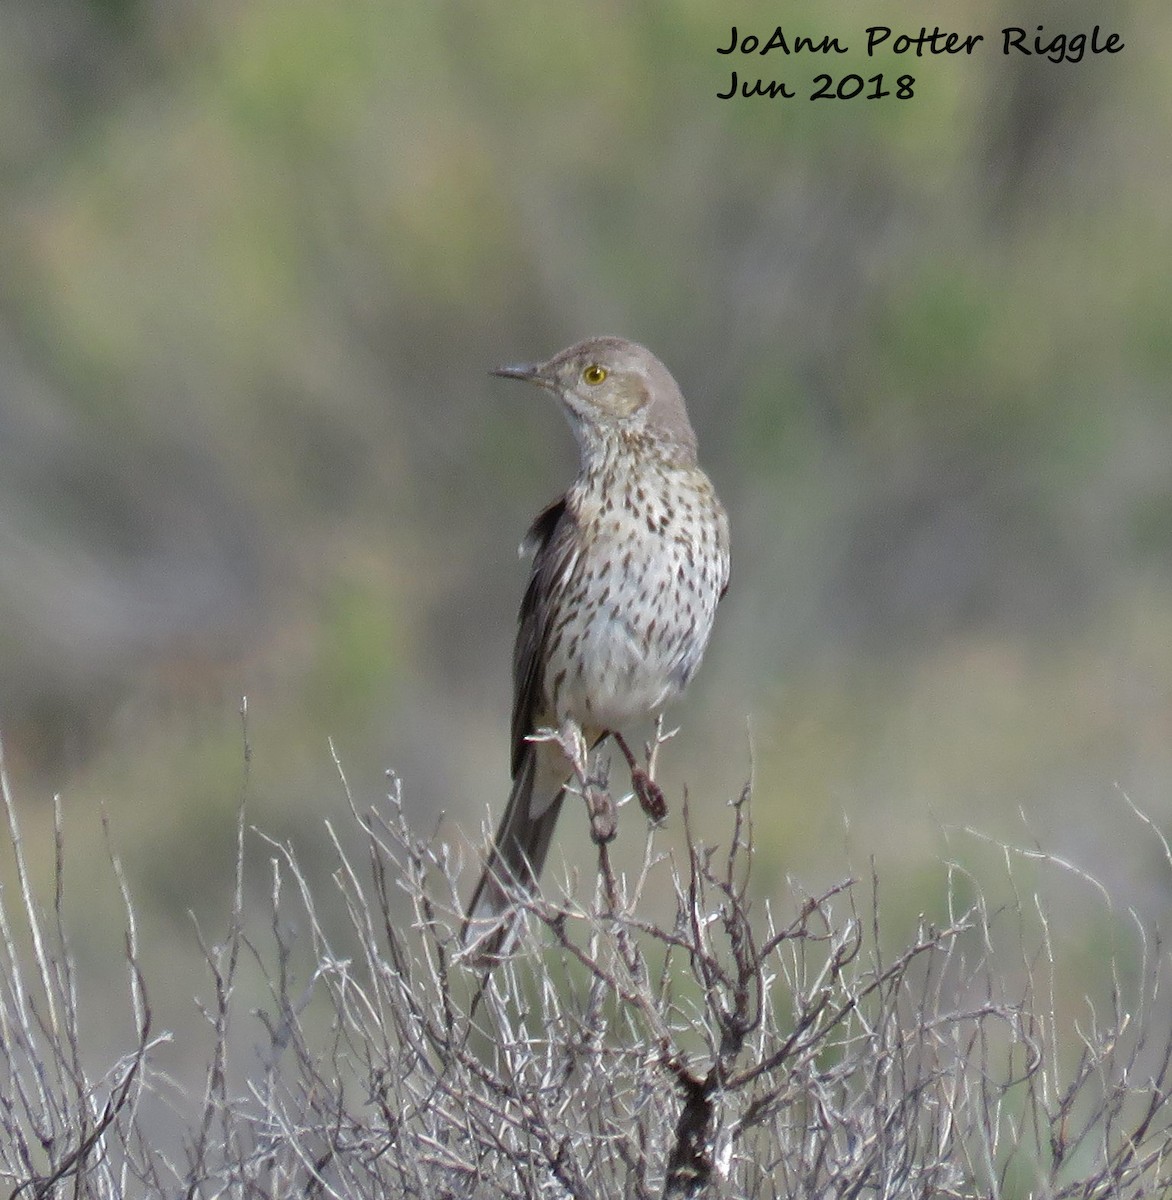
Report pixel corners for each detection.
[582,364,608,385]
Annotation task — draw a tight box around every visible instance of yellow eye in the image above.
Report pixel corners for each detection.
[582,364,608,385]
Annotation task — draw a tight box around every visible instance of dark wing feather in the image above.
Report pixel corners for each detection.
[511,495,578,774]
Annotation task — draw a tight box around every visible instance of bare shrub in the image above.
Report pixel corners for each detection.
[1,732,1170,1198]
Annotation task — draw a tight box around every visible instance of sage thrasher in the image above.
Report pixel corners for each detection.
[462,337,730,961]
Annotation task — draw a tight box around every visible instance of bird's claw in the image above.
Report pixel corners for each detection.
[585,777,617,844]
[631,766,668,823]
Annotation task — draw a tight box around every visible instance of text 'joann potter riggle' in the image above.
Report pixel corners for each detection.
[717,24,1124,65]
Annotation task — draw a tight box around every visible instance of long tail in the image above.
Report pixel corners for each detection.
[461,739,568,964]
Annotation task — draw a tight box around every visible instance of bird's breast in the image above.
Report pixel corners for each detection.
[543,466,727,729]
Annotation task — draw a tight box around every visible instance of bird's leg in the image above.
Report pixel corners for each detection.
[583,758,616,846]
[551,717,616,845]
[552,717,589,780]
[613,730,668,823]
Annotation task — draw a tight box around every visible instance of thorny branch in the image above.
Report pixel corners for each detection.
[0,732,1170,1199]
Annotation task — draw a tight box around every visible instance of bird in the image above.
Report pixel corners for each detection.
[461,337,730,962]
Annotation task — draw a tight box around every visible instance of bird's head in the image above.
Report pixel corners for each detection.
[492,336,697,465]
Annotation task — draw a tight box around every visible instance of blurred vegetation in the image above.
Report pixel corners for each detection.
[0,0,1169,1086]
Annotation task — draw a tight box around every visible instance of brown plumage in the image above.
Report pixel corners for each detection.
[461,337,730,962]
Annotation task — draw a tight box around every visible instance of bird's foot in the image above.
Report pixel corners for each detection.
[613,731,668,823]
[584,775,617,844]
[555,718,590,782]
[631,766,668,823]
[535,720,616,842]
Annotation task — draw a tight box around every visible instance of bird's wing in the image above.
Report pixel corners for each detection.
[511,495,578,774]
